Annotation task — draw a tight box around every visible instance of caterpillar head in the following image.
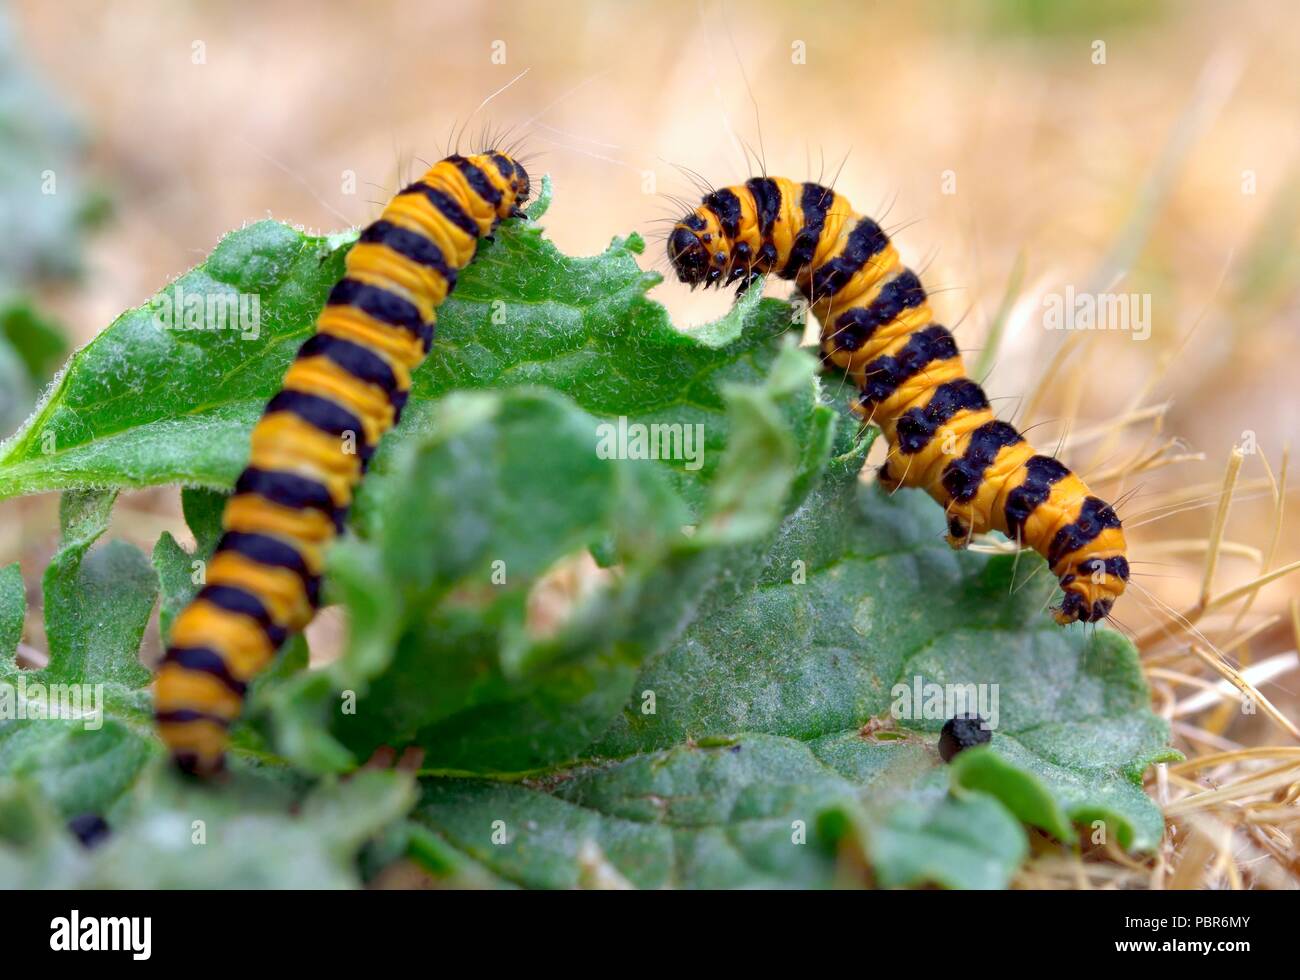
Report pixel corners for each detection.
[483,151,532,219]
[668,210,728,289]
[509,159,531,211]
[1054,554,1129,624]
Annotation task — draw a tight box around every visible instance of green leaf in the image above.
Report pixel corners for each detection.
[0,563,22,659]
[0,295,68,437]
[0,480,374,882]
[867,789,1028,890]
[414,732,1026,889]
[694,342,812,544]
[414,436,1171,887]
[0,334,32,437]
[42,491,154,689]
[951,731,1178,851]
[0,491,160,817]
[0,193,805,513]
[0,296,69,435]
[0,295,68,383]
[271,344,825,776]
[0,481,315,829]
[604,439,1172,853]
[0,769,415,888]
[0,221,352,497]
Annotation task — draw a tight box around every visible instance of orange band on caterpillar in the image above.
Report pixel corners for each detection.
[155,152,532,776]
[666,177,1128,626]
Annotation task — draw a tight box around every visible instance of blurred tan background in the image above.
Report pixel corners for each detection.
[6,0,1299,665]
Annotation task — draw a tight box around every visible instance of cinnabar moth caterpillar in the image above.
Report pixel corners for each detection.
[155,152,531,775]
[667,177,1129,625]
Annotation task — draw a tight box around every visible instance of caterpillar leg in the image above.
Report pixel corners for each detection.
[733,268,764,297]
[942,505,976,549]
[877,460,903,494]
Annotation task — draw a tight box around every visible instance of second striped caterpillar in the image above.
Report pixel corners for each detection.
[666,177,1129,626]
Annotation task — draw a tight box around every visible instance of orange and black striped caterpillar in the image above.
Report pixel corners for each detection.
[156,152,531,775]
[667,177,1129,625]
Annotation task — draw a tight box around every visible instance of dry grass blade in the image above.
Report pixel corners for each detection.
[1183,644,1300,742]
[1199,448,1244,606]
